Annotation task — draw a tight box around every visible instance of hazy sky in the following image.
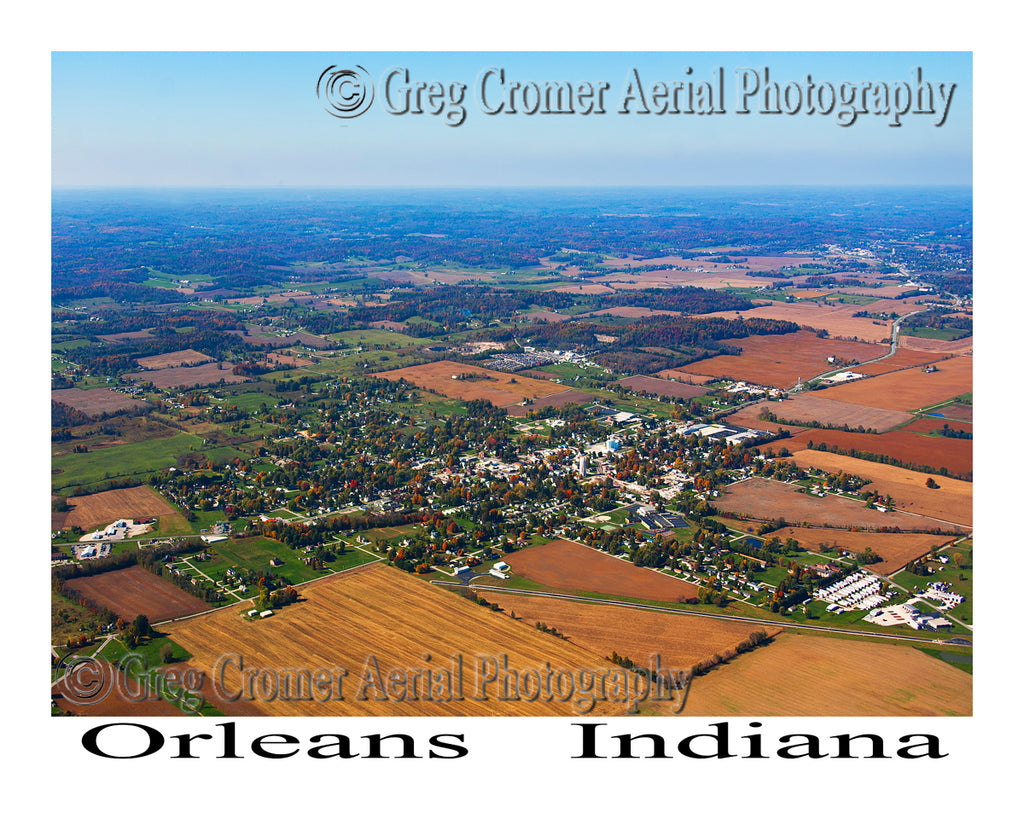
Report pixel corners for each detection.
[52,51,971,188]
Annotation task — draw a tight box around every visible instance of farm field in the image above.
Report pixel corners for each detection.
[701,300,898,343]
[52,660,185,717]
[655,369,716,385]
[505,389,597,417]
[164,564,660,716]
[771,527,955,575]
[131,361,249,388]
[51,430,203,492]
[763,393,914,431]
[52,387,148,417]
[501,539,700,603]
[674,331,885,389]
[714,478,955,531]
[930,402,972,422]
[816,354,972,411]
[785,421,973,479]
[854,348,949,375]
[376,360,564,407]
[619,374,708,399]
[63,565,209,622]
[135,349,214,369]
[54,485,178,533]
[679,632,971,716]
[785,451,973,527]
[481,591,782,670]
[898,334,973,355]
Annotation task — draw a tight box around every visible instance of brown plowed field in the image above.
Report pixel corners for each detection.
[680,632,971,716]
[771,527,955,575]
[56,485,178,533]
[377,361,564,407]
[619,375,708,399]
[131,362,249,388]
[135,349,214,369]
[899,334,973,354]
[505,389,596,417]
[482,591,781,670]
[164,564,662,716]
[52,661,184,717]
[501,539,700,603]
[714,478,954,532]
[52,388,149,418]
[706,300,896,342]
[818,354,972,411]
[63,566,209,622]
[930,402,972,422]
[785,422,972,479]
[676,331,885,389]
[655,369,716,385]
[785,451,973,527]
[578,306,682,319]
[763,393,914,431]
[854,348,948,375]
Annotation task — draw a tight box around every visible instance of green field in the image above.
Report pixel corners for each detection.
[51,431,204,491]
[197,536,328,585]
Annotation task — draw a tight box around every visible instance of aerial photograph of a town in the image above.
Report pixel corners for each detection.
[49,51,974,729]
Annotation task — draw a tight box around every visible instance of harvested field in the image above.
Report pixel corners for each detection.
[680,632,971,716]
[701,301,894,343]
[930,402,972,422]
[266,351,312,368]
[135,349,213,369]
[63,565,209,622]
[771,526,955,575]
[482,591,781,670]
[164,564,659,716]
[655,369,717,386]
[619,375,708,399]
[505,389,596,417]
[714,478,953,532]
[376,361,564,407]
[501,539,700,603]
[899,334,974,354]
[524,309,572,323]
[548,283,617,295]
[52,387,148,418]
[578,306,681,319]
[368,320,407,332]
[785,451,972,527]
[854,348,948,376]
[762,393,914,432]
[785,422,972,479]
[675,331,886,389]
[56,485,177,533]
[817,354,972,411]
[52,660,184,717]
[97,330,154,343]
[131,361,249,388]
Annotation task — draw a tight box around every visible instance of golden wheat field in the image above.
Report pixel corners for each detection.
[680,632,971,716]
[164,565,671,716]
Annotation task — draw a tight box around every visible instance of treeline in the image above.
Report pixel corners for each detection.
[690,629,773,676]
[806,440,971,481]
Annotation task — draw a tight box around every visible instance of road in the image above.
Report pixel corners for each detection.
[429,581,970,647]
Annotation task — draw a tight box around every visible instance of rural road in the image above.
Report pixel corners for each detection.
[432,581,970,647]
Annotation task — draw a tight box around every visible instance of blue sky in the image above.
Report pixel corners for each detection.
[52,51,971,187]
